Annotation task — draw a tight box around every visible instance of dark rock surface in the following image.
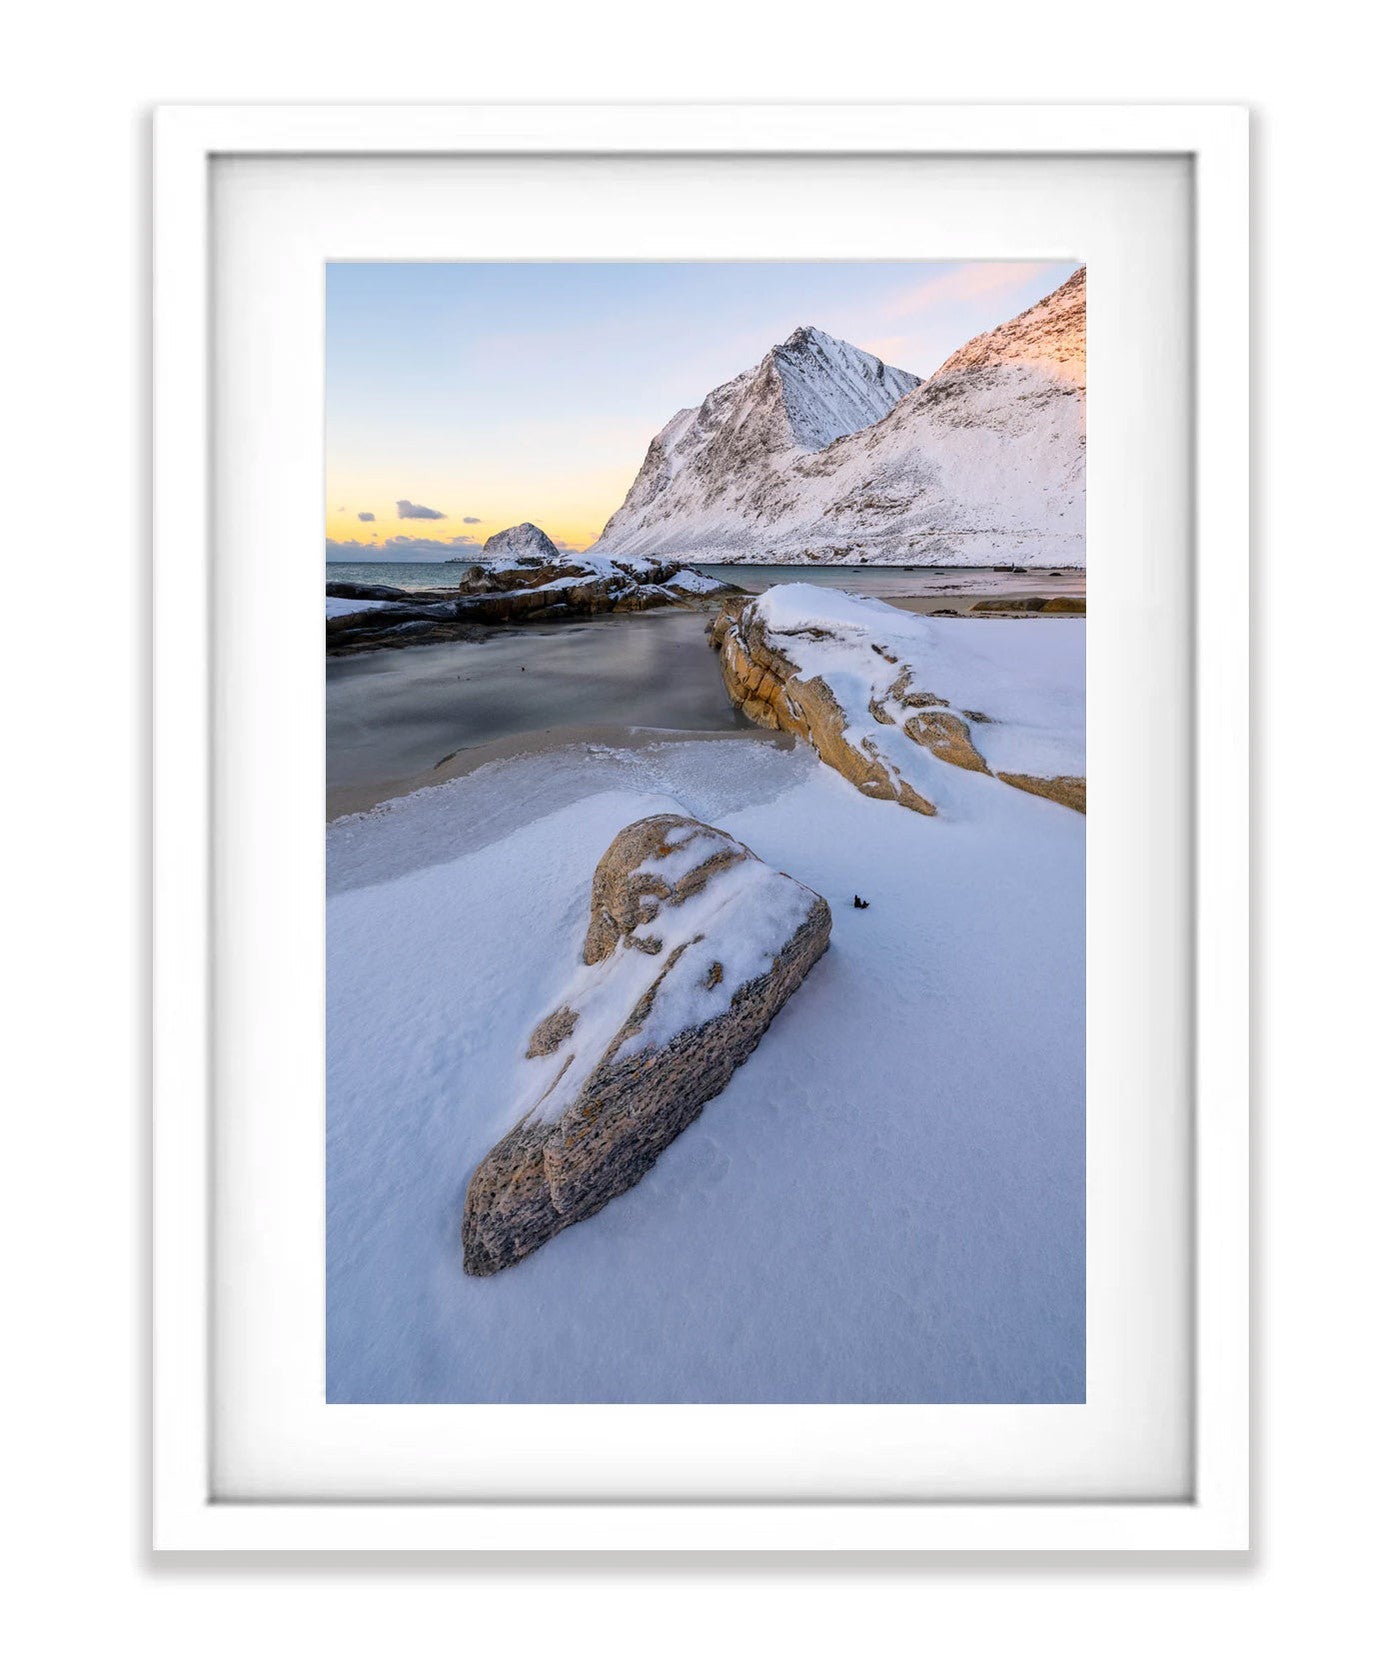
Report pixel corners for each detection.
[326,556,728,653]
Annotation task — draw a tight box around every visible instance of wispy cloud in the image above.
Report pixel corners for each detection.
[461,515,482,524]
[357,511,376,522]
[860,336,915,366]
[396,499,445,520]
[883,262,1055,321]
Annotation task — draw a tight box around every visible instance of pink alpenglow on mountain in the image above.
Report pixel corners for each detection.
[594,268,1086,568]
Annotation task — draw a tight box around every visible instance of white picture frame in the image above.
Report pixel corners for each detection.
[153,103,1249,1552]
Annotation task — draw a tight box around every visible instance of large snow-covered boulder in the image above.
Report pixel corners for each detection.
[461,814,831,1275]
[480,521,560,560]
[710,584,1086,815]
[595,268,1086,566]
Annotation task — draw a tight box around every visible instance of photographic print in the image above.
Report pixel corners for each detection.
[326,260,1086,1403]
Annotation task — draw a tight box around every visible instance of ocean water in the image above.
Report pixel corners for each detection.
[326,559,1085,599]
[327,561,479,591]
[327,608,758,796]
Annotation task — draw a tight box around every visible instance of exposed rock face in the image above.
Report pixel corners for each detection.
[710,584,1086,816]
[325,556,728,652]
[594,268,1085,567]
[995,773,1087,814]
[461,815,831,1275]
[709,602,939,817]
[481,521,560,560]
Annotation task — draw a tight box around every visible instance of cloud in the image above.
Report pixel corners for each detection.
[884,261,1055,321]
[357,511,376,522]
[327,535,483,564]
[396,499,446,520]
[461,515,482,525]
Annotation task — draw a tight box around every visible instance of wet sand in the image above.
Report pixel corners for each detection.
[697,563,1086,605]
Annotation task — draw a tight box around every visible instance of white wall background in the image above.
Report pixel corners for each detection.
[2,5,1391,1673]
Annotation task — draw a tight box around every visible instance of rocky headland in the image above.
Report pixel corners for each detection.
[709,584,1086,815]
[326,547,731,653]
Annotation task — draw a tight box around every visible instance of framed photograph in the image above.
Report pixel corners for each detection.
[153,104,1249,1551]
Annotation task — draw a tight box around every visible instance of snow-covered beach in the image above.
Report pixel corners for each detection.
[327,596,1086,1403]
[324,264,1090,1404]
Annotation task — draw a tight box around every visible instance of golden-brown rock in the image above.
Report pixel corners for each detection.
[709,591,1084,818]
[710,604,938,817]
[462,815,831,1275]
[995,773,1087,813]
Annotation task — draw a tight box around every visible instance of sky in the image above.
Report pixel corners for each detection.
[325,259,1079,560]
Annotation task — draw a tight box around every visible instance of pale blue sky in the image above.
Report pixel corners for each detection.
[326,259,1079,554]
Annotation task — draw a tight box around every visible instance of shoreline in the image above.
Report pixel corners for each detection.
[327,722,796,822]
[327,597,1086,821]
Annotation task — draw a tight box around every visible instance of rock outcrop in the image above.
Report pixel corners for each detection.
[594,268,1086,567]
[709,602,941,818]
[481,521,560,560]
[461,815,831,1275]
[970,595,1085,616]
[710,584,1086,816]
[325,556,729,653]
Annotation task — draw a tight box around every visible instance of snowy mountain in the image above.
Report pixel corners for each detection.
[593,329,920,557]
[593,268,1086,567]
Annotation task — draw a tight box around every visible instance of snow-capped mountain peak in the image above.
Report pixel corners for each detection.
[594,327,920,551]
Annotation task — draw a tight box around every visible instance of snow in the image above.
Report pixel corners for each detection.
[665,566,728,596]
[328,686,1084,1402]
[326,596,396,619]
